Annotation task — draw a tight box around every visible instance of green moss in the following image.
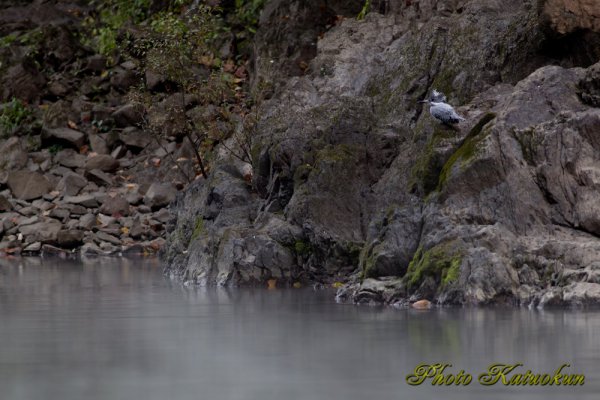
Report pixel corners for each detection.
[190,217,205,241]
[0,98,32,138]
[409,126,456,195]
[293,163,314,187]
[359,243,377,281]
[315,144,355,164]
[437,112,496,190]
[294,240,312,257]
[404,243,463,289]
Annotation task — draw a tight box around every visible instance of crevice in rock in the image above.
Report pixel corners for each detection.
[539,29,600,68]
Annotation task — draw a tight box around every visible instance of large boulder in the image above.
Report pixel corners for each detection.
[162,0,600,307]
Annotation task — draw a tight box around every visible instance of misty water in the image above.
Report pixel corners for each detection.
[0,257,599,400]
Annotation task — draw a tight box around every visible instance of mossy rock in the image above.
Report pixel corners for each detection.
[404,242,463,290]
[437,112,496,190]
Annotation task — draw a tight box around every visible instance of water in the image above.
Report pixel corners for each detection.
[0,257,599,400]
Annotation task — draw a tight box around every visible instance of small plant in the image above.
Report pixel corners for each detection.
[357,0,371,20]
[0,98,32,138]
[83,0,154,56]
[48,144,64,155]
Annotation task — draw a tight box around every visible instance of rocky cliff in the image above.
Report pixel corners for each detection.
[163,0,600,306]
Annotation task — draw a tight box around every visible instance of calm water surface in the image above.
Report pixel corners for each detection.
[0,257,599,400]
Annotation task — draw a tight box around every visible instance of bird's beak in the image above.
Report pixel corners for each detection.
[418,100,428,104]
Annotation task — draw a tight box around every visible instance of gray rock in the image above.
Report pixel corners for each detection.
[63,194,98,208]
[84,169,113,186]
[88,133,110,155]
[112,103,144,128]
[7,170,52,201]
[0,195,12,212]
[85,55,107,73]
[18,220,62,243]
[110,68,138,92]
[161,2,600,306]
[145,70,165,91]
[54,149,86,169]
[23,242,42,253]
[95,231,121,245]
[153,208,171,224]
[144,183,176,209]
[96,213,116,227]
[125,191,143,205]
[57,172,88,196]
[0,137,28,170]
[99,195,130,217]
[84,155,119,172]
[120,128,151,152]
[49,207,71,221]
[41,127,85,149]
[79,213,97,230]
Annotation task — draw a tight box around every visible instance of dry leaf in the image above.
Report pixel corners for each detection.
[267,279,277,289]
[68,120,78,129]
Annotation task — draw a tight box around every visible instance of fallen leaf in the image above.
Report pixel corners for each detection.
[293,282,302,289]
[267,279,277,290]
[68,120,78,129]
[332,282,344,288]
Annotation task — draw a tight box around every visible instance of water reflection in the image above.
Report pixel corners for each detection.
[0,257,598,400]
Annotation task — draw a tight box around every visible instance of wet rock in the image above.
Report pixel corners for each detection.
[99,194,130,217]
[122,243,145,256]
[7,170,52,200]
[84,155,119,172]
[143,183,176,209]
[411,299,432,310]
[41,244,70,257]
[56,230,84,248]
[22,242,41,253]
[41,127,86,149]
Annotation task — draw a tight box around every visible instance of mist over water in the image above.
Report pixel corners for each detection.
[0,257,598,400]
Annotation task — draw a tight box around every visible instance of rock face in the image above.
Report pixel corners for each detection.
[163,0,600,307]
[543,0,600,34]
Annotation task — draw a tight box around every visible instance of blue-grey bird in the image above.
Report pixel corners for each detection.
[419,89,465,124]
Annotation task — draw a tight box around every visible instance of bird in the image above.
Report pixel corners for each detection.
[419,89,465,125]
